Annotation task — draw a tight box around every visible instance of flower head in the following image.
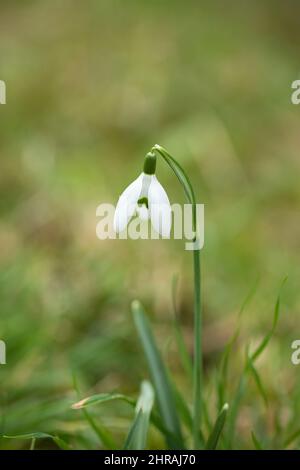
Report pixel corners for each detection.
[113,152,171,237]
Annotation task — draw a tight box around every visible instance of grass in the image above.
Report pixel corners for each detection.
[0,0,300,450]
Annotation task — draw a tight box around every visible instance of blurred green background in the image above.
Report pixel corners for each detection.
[0,0,300,449]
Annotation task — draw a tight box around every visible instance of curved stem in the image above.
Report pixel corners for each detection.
[151,144,202,448]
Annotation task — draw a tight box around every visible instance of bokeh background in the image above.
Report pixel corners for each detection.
[0,0,300,449]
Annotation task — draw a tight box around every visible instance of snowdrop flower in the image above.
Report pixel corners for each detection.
[113,152,171,237]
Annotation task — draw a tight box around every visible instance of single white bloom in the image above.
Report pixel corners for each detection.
[113,172,171,237]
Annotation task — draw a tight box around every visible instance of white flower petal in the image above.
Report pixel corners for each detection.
[148,176,171,237]
[113,174,143,233]
[139,173,153,198]
[137,205,149,221]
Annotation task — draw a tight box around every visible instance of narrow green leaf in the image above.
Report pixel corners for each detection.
[52,436,71,450]
[123,411,143,450]
[205,404,229,450]
[247,355,268,407]
[3,432,52,439]
[172,382,205,448]
[72,386,175,445]
[124,381,154,450]
[72,373,116,449]
[226,343,266,449]
[30,438,36,450]
[251,431,263,450]
[284,428,300,448]
[72,393,134,410]
[150,412,181,444]
[226,279,286,448]
[3,433,70,450]
[202,398,212,434]
[222,279,259,373]
[251,277,287,362]
[226,373,247,449]
[217,279,259,409]
[226,345,255,448]
[173,384,193,432]
[132,300,184,449]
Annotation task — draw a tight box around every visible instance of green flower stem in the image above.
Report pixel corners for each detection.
[151,144,202,448]
[193,247,202,448]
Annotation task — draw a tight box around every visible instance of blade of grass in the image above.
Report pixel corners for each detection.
[251,431,263,450]
[225,279,287,448]
[72,373,116,449]
[217,279,259,409]
[247,355,268,407]
[205,404,229,450]
[72,388,176,445]
[221,279,259,375]
[172,382,205,448]
[132,300,184,449]
[172,383,193,432]
[72,393,135,410]
[226,344,266,448]
[226,345,261,448]
[250,277,287,362]
[284,429,300,448]
[124,381,154,450]
[202,397,212,434]
[226,372,247,449]
[30,438,36,450]
[3,433,70,450]
[150,412,182,444]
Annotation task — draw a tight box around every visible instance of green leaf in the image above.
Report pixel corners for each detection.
[172,384,193,432]
[52,436,71,450]
[3,433,70,450]
[124,381,154,450]
[3,432,51,440]
[217,279,259,409]
[72,373,116,449]
[222,279,259,373]
[132,300,184,449]
[202,398,212,434]
[72,386,176,445]
[251,431,263,450]
[251,277,287,362]
[284,428,300,448]
[205,404,229,450]
[72,393,134,410]
[226,279,287,448]
[226,373,247,449]
[247,355,268,407]
[172,380,206,448]
[150,412,181,444]
[30,438,36,450]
